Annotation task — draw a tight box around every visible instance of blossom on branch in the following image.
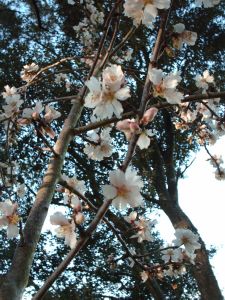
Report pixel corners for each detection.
[50,212,77,249]
[60,174,86,208]
[173,228,201,254]
[173,23,197,49]
[195,70,214,91]
[148,68,183,104]
[21,63,39,82]
[85,65,130,119]
[22,101,43,121]
[116,119,155,149]
[161,247,182,263]
[124,0,170,28]
[131,217,156,243]
[102,167,143,210]
[0,200,19,239]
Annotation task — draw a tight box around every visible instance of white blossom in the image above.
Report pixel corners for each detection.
[2,86,23,117]
[44,105,61,123]
[84,128,113,161]
[0,200,19,239]
[131,217,156,243]
[195,70,214,91]
[124,211,137,224]
[173,228,201,254]
[102,167,143,210]
[161,247,182,263]
[85,65,130,119]
[50,212,77,248]
[124,0,170,28]
[148,68,183,104]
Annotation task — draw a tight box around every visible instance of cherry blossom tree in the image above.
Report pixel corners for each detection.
[0,0,224,299]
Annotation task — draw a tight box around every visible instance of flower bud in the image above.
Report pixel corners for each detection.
[140,108,158,125]
[75,212,85,225]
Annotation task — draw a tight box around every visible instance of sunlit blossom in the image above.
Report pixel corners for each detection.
[102,167,143,210]
[148,68,183,104]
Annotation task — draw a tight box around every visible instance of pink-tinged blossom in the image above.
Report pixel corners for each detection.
[50,212,77,248]
[148,68,183,104]
[116,119,155,149]
[195,0,220,8]
[102,167,143,210]
[140,107,158,125]
[140,270,149,282]
[173,228,201,254]
[44,105,61,123]
[85,65,130,119]
[0,200,19,239]
[124,0,170,28]
[195,70,214,91]
[84,128,113,161]
[131,217,156,243]
[22,101,43,120]
[173,23,197,49]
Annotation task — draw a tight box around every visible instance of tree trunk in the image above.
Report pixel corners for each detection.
[0,101,83,300]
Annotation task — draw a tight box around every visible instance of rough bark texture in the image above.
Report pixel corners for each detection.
[0,101,83,300]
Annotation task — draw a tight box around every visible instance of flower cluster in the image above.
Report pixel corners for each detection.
[125,211,157,243]
[139,228,201,282]
[1,85,23,118]
[73,0,104,48]
[148,68,183,104]
[84,128,113,161]
[85,64,130,119]
[116,107,157,149]
[124,0,170,28]
[19,102,61,138]
[195,70,214,91]
[102,167,143,210]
